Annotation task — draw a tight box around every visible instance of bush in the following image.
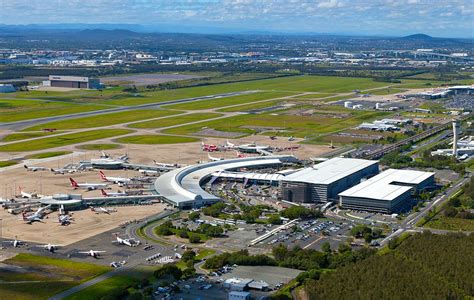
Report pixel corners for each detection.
[280,206,322,219]
[188,211,200,221]
[154,264,182,280]
[189,234,201,243]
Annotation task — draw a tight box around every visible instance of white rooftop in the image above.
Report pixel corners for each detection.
[282,157,378,185]
[339,169,435,201]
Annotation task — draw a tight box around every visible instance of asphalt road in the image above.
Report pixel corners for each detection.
[0,91,257,131]
[48,207,178,300]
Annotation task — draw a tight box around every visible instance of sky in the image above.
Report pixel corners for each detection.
[1,0,473,38]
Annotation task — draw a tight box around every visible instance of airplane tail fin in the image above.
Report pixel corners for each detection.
[23,165,28,169]
[69,178,79,188]
[101,189,108,197]
[99,171,107,181]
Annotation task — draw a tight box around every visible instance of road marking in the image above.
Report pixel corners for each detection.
[303,236,324,249]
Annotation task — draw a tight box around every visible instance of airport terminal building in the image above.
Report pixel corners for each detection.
[338,169,435,213]
[45,75,101,89]
[280,158,379,203]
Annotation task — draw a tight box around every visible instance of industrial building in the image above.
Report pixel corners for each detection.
[44,75,101,89]
[280,157,379,203]
[338,169,435,213]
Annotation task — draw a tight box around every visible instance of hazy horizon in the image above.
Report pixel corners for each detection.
[2,0,473,38]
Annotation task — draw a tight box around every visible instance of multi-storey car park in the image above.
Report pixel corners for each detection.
[338,169,435,213]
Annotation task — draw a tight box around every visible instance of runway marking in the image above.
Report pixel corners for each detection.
[303,236,324,249]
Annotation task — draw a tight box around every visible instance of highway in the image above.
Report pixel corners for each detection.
[380,175,471,247]
[0,91,258,131]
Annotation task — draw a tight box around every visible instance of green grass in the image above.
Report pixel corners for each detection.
[0,160,17,167]
[195,248,216,260]
[0,129,133,152]
[163,108,389,138]
[424,216,474,231]
[217,100,284,112]
[129,113,223,129]
[78,143,122,150]
[161,91,295,110]
[115,134,198,144]
[24,109,181,131]
[1,131,67,142]
[290,93,336,99]
[26,151,72,159]
[96,75,393,106]
[0,99,109,122]
[64,275,138,300]
[0,253,110,300]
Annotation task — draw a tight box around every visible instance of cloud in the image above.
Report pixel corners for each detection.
[317,0,344,8]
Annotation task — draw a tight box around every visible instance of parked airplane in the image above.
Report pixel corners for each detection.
[24,165,49,172]
[101,189,126,197]
[225,140,236,149]
[2,237,24,248]
[139,169,159,176]
[57,214,73,226]
[22,205,51,224]
[38,243,61,253]
[19,187,37,199]
[236,151,246,158]
[50,167,76,175]
[69,178,108,190]
[113,234,140,247]
[78,250,106,258]
[90,206,117,214]
[208,153,224,162]
[99,171,131,184]
[153,160,180,168]
[288,136,295,141]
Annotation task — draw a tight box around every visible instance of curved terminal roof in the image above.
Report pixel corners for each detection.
[154,155,297,207]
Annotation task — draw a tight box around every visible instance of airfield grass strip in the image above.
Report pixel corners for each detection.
[115,134,198,144]
[0,129,133,152]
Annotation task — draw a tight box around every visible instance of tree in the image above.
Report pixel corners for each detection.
[350,225,372,238]
[154,264,182,280]
[182,250,196,262]
[268,214,283,225]
[321,242,331,254]
[189,234,201,243]
[272,244,289,261]
[188,211,200,221]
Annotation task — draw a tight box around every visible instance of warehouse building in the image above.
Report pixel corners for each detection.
[280,157,379,203]
[338,169,435,213]
[45,75,100,89]
[0,84,16,93]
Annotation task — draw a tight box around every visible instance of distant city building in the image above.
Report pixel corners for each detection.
[45,75,101,89]
[339,169,435,213]
[0,84,16,93]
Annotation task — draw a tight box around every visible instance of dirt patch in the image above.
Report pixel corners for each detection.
[100,74,201,86]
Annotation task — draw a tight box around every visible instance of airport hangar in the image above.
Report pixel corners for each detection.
[339,169,435,213]
[44,75,101,89]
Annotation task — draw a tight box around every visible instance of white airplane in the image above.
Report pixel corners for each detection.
[288,136,295,141]
[90,206,116,214]
[99,171,132,184]
[57,214,73,226]
[101,189,126,197]
[3,237,24,248]
[78,250,106,258]
[139,169,159,176]
[113,234,140,247]
[38,243,61,253]
[208,153,224,162]
[225,140,236,149]
[69,178,108,190]
[22,205,51,224]
[175,252,182,259]
[50,168,76,175]
[24,165,48,172]
[19,187,35,199]
[153,160,180,168]
[100,151,110,158]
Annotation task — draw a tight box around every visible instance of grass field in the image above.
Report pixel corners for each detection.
[217,100,284,112]
[0,160,17,167]
[161,91,295,110]
[64,275,138,300]
[24,109,181,131]
[0,99,109,122]
[0,253,110,300]
[115,134,198,144]
[0,129,133,152]
[78,143,122,150]
[424,216,474,231]
[129,113,222,129]
[26,151,72,159]
[163,108,389,138]
[109,75,392,106]
[1,131,67,142]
